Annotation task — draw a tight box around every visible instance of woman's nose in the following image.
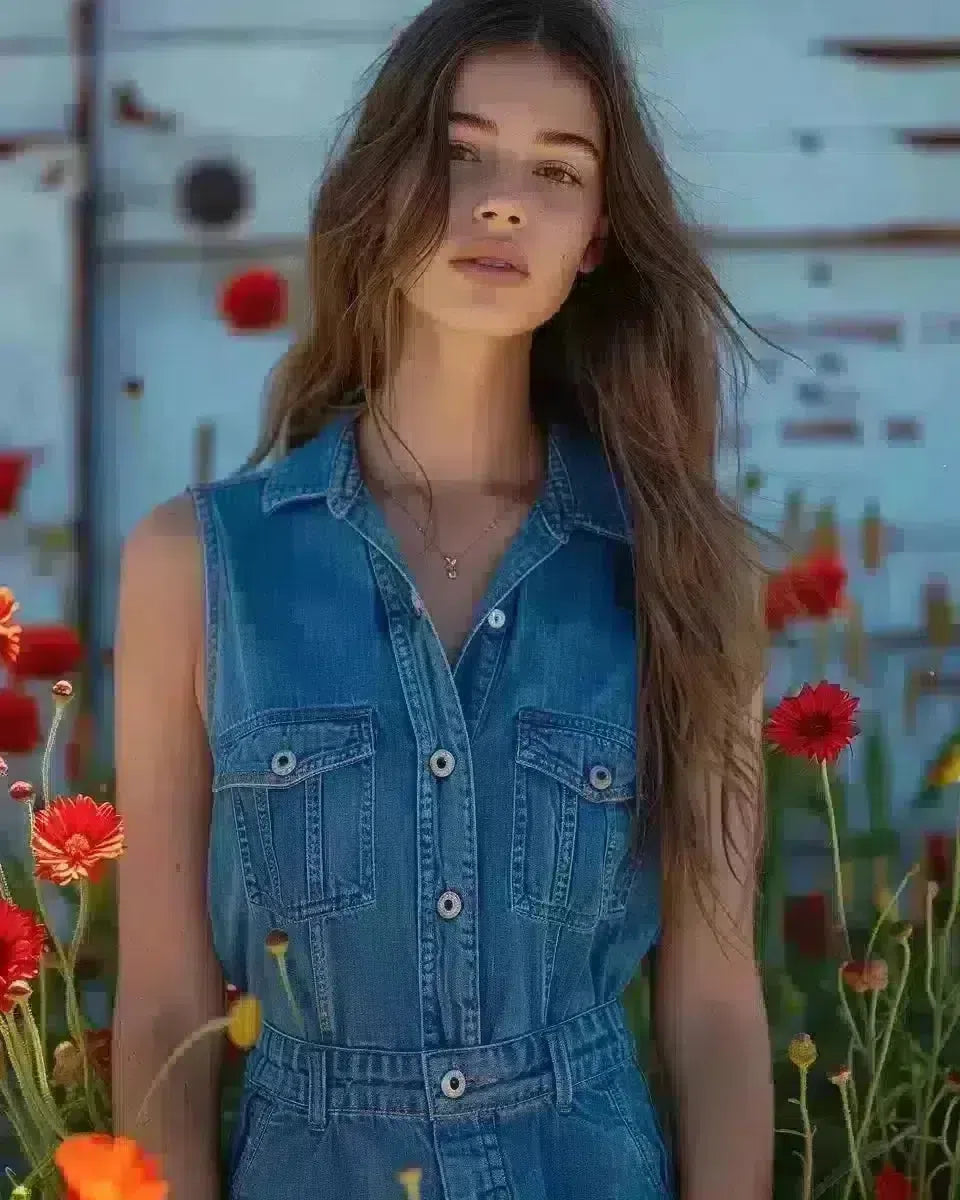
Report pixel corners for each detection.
[472,199,527,230]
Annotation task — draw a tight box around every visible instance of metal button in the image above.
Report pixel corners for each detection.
[487,607,506,630]
[271,750,297,776]
[588,764,612,791]
[429,749,455,779]
[440,1069,466,1099]
[437,890,463,919]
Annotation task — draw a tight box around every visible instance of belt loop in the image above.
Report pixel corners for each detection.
[546,1030,573,1113]
[307,1049,328,1131]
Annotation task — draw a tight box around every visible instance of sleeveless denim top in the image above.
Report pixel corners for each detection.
[189,405,672,1199]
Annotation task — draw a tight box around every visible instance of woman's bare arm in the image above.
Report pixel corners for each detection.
[111,494,224,1196]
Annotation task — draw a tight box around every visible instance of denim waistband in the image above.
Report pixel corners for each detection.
[244,999,635,1128]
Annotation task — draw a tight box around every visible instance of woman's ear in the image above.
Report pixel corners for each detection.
[579,215,609,274]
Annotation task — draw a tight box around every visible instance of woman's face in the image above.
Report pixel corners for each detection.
[393,45,608,337]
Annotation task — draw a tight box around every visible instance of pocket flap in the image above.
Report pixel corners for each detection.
[516,708,636,803]
[214,706,375,790]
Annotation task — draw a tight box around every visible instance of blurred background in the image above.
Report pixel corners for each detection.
[0,0,958,1060]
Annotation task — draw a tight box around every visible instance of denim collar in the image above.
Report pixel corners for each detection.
[261,402,631,544]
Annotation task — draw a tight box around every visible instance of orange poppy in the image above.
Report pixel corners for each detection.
[0,588,21,669]
[31,794,125,885]
[55,1133,168,1200]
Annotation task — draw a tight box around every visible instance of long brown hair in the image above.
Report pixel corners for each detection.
[250,0,772,940]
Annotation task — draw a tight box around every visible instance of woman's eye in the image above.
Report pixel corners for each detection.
[449,142,478,162]
[537,163,581,186]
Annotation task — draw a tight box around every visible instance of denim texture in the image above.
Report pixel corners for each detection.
[189,406,673,1198]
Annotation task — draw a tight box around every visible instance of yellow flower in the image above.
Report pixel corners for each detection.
[226,994,262,1050]
[788,1033,817,1071]
[396,1167,423,1200]
[929,746,960,788]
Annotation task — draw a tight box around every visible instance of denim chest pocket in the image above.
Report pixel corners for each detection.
[511,708,640,931]
[213,706,375,922]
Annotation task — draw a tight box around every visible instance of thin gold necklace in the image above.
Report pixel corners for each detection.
[379,487,525,580]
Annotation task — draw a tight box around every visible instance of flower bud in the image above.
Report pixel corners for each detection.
[51,1040,84,1089]
[788,1033,817,1071]
[828,1066,851,1087]
[226,994,262,1050]
[9,781,34,803]
[265,929,290,958]
[0,757,7,777]
[51,680,73,701]
[842,959,889,993]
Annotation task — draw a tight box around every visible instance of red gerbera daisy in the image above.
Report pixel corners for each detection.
[765,682,860,763]
[791,552,848,620]
[31,794,125,885]
[0,897,45,1011]
[874,1163,912,1200]
[0,588,21,669]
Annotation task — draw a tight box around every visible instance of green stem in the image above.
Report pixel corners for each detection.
[0,1070,45,1169]
[950,1094,960,1199]
[39,704,66,810]
[135,1015,229,1126]
[62,879,101,1127]
[18,1006,65,1138]
[37,966,46,1066]
[837,967,865,1055]
[0,1019,60,1147]
[799,1067,814,1200]
[845,939,911,1200]
[820,760,851,959]
[273,955,306,1038]
[865,867,918,960]
[839,1081,868,1200]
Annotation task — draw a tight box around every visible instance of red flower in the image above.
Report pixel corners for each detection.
[0,451,32,515]
[0,588,21,669]
[0,897,45,1011]
[218,268,288,333]
[765,553,848,632]
[791,552,847,619]
[765,682,860,763]
[11,624,82,680]
[842,959,889,993]
[31,794,125,885]
[784,893,828,959]
[0,688,41,753]
[875,1163,912,1200]
[926,833,952,886]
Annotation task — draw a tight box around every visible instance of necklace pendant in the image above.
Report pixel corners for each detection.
[443,555,458,579]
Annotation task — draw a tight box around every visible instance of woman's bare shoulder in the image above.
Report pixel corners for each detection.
[117,492,206,713]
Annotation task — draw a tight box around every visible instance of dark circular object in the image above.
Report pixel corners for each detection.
[175,158,252,230]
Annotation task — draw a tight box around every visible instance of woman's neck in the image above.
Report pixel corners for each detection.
[357,318,543,498]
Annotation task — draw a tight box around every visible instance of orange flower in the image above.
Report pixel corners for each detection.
[31,794,125,885]
[55,1133,168,1200]
[0,588,21,669]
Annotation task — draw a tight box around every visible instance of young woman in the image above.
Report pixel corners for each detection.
[112,1,773,1196]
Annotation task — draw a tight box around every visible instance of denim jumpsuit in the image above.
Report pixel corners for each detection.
[188,405,674,1199]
